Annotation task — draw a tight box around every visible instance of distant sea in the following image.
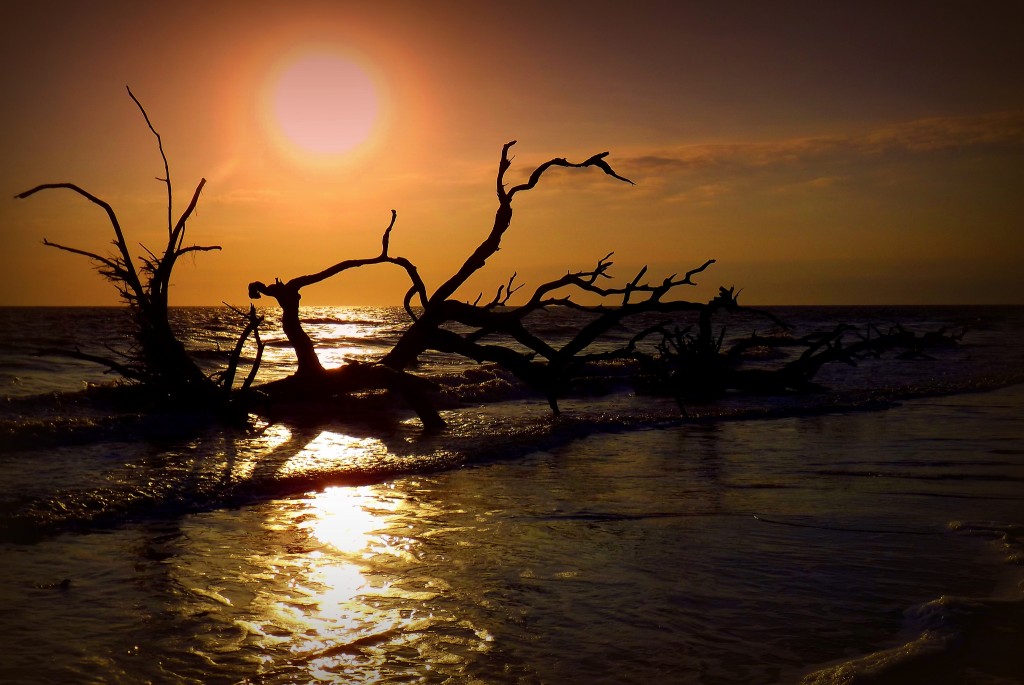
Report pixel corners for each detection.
[1,305,1022,684]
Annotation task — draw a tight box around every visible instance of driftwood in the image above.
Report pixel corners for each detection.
[634,305,967,406]
[246,209,442,426]
[19,94,967,430]
[247,141,736,426]
[16,88,262,404]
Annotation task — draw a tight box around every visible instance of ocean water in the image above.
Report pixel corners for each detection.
[0,305,1022,684]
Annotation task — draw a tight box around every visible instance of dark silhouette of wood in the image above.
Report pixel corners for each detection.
[248,210,428,377]
[246,211,443,428]
[379,143,637,372]
[16,87,262,404]
[249,142,749,424]
[633,304,967,406]
[20,94,967,430]
[219,304,266,393]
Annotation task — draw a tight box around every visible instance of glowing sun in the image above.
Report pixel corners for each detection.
[270,52,379,156]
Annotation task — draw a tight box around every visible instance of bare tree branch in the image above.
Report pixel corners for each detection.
[242,323,266,391]
[220,303,264,393]
[18,90,223,400]
[381,209,396,255]
[127,86,173,238]
[249,210,430,379]
[284,210,425,303]
[17,183,146,305]
[428,143,633,309]
[483,272,523,309]
[169,178,207,252]
[506,149,634,199]
[40,239,120,273]
[153,178,210,306]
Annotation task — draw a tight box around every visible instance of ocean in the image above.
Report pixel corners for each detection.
[0,305,1022,684]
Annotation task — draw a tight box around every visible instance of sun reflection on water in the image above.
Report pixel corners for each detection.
[221,421,294,481]
[170,431,496,682]
[303,486,384,555]
[244,487,407,678]
[278,432,388,476]
[316,346,377,367]
[239,482,490,681]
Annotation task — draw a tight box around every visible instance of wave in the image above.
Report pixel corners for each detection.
[2,363,1020,460]
[299,316,388,326]
[2,302,1023,544]
[315,336,395,348]
[2,376,1022,544]
[810,469,1024,482]
[0,375,691,539]
[799,522,1024,685]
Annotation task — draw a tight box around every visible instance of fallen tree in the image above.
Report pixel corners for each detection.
[631,301,967,409]
[246,142,748,427]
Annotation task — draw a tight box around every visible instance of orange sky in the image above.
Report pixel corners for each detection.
[1,1,1022,306]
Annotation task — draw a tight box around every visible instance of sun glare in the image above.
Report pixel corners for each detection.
[304,486,381,555]
[269,52,380,157]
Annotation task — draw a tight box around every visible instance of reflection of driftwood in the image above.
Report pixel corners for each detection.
[16,88,261,402]
[636,312,967,405]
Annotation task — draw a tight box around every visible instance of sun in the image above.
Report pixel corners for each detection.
[269,51,380,157]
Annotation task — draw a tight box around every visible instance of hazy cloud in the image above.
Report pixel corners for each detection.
[857,112,1024,153]
[623,111,1024,176]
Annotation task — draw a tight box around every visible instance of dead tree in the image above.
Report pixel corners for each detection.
[248,210,443,427]
[16,87,261,403]
[634,311,966,402]
[250,141,730,425]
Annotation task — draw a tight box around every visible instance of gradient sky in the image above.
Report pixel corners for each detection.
[1,1,1021,306]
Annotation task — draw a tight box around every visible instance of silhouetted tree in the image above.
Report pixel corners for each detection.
[249,142,743,426]
[16,87,261,403]
[250,135,965,427]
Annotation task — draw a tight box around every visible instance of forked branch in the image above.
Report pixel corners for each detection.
[17,90,224,400]
[17,183,146,305]
[248,211,429,377]
[430,143,634,308]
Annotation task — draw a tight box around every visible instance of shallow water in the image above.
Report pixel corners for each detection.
[1,306,1023,683]
[2,386,1023,683]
